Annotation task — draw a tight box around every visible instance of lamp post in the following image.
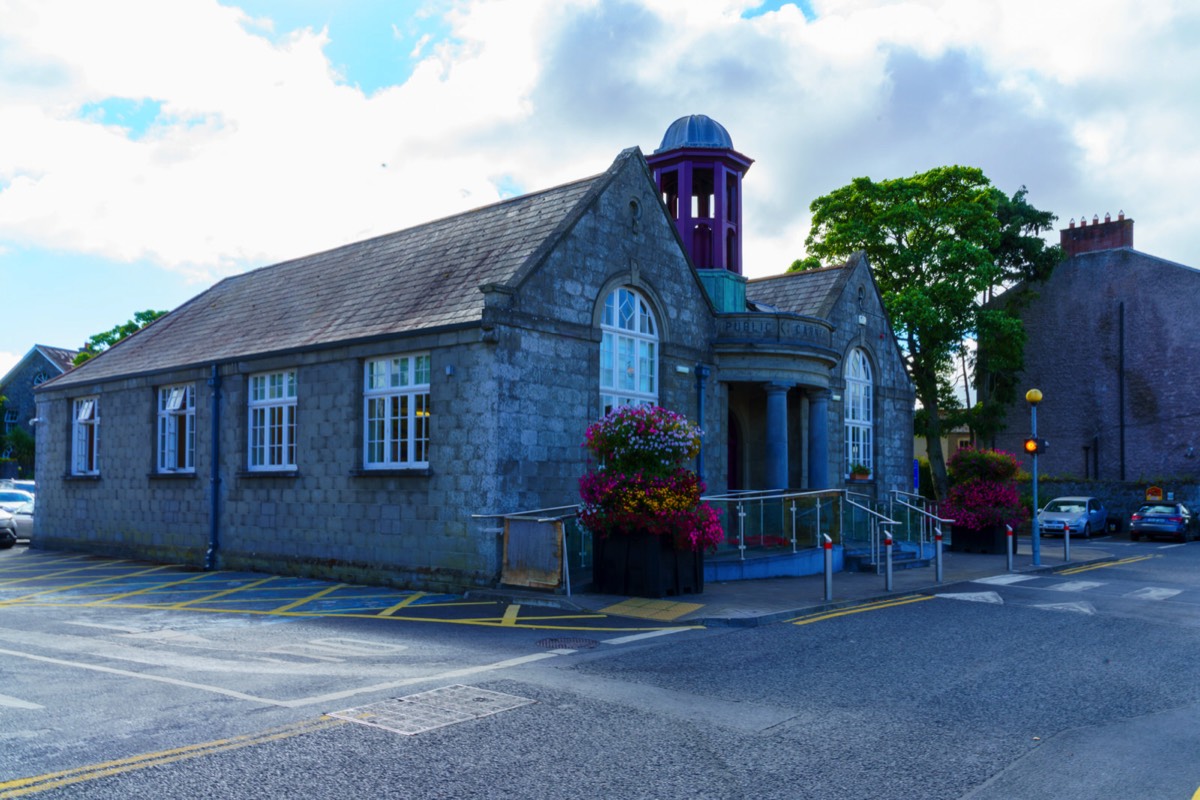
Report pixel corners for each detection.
[1026,388,1043,566]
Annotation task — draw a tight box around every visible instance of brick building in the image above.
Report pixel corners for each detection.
[994,213,1200,481]
[33,116,914,591]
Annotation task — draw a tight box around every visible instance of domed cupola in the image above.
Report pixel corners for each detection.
[647,114,753,274]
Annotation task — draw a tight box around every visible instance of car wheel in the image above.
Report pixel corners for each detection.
[1131,533,1141,542]
[1177,529,1187,543]
[1082,524,1092,539]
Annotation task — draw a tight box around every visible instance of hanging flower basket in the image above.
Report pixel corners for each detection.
[577,405,723,596]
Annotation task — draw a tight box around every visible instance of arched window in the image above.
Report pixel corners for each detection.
[600,287,658,413]
[844,348,873,474]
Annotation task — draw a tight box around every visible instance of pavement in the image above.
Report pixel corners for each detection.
[471,539,1118,628]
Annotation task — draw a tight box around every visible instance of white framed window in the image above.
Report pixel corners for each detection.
[599,287,658,413]
[248,370,297,471]
[364,354,431,469]
[157,384,196,473]
[72,397,100,475]
[844,349,873,475]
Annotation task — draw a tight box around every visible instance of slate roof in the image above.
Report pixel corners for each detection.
[36,345,79,374]
[47,152,632,389]
[744,253,862,317]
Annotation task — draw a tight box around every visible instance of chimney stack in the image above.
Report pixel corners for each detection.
[1060,211,1134,257]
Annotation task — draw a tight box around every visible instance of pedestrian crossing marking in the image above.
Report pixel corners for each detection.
[935,591,1004,604]
[1033,601,1096,615]
[973,574,1037,586]
[1046,581,1103,592]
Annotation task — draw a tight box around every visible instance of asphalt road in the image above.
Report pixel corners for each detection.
[2,541,1199,799]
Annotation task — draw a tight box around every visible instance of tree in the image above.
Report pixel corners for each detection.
[798,166,1057,500]
[73,310,167,365]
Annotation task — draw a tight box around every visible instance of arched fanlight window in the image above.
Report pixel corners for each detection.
[844,348,873,474]
[599,287,659,414]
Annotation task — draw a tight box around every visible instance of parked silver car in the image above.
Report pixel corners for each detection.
[0,488,34,513]
[0,508,16,548]
[1038,496,1107,538]
[11,500,33,542]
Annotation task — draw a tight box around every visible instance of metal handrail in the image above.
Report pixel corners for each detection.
[844,492,900,574]
[702,488,843,559]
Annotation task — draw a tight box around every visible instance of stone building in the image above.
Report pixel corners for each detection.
[0,344,77,477]
[34,116,914,591]
[994,213,1200,482]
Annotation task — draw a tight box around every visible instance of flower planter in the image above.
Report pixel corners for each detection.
[949,523,1008,555]
[593,529,703,598]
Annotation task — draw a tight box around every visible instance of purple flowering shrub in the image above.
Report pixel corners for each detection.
[940,448,1028,531]
[578,406,724,552]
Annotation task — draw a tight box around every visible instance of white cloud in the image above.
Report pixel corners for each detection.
[0,0,1197,288]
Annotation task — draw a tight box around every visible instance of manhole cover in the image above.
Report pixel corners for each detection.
[329,685,534,735]
[535,637,599,650]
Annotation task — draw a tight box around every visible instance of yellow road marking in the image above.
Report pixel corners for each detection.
[269,583,347,613]
[163,576,279,609]
[0,717,343,797]
[599,598,704,621]
[9,599,669,631]
[80,571,217,605]
[0,565,176,606]
[500,604,521,626]
[0,559,135,587]
[1061,554,1158,575]
[790,594,933,626]
[379,592,426,616]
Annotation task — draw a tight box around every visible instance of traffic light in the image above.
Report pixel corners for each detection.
[1024,437,1048,455]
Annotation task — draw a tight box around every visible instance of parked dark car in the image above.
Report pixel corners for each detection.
[0,508,16,548]
[1130,503,1197,542]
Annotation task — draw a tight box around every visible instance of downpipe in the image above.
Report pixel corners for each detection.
[205,364,222,571]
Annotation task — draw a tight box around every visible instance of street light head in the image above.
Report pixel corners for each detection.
[1025,388,1043,405]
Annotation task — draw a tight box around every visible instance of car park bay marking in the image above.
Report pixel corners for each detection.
[0,565,179,606]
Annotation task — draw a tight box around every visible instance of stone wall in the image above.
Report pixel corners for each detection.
[995,248,1200,483]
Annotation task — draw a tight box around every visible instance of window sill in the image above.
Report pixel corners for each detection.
[352,468,432,478]
[237,470,301,479]
[149,471,199,481]
[64,473,101,482]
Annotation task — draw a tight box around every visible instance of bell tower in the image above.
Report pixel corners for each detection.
[646,115,753,275]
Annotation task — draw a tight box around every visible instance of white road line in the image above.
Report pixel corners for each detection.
[973,574,1037,586]
[0,692,43,709]
[1125,587,1183,601]
[1046,581,1104,592]
[602,628,694,645]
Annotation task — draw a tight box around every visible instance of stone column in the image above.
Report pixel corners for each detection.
[807,389,830,489]
[765,383,791,490]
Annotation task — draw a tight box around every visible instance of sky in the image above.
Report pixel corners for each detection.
[1,0,1198,379]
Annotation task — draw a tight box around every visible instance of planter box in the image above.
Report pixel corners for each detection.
[949,523,1009,555]
[593,530,704,598]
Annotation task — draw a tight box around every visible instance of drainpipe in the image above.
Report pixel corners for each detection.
[205,363,222,571]
[695,364,710,482]
[1118,302,1126,481]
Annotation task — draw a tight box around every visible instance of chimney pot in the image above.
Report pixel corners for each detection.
[1118,210,1124,220]
[1105,212,1111,222]
[1069,218,1076,228]
[1093,214,1099,224]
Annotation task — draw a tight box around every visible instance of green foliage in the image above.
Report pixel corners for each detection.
[74,309,167,365]
[947,447,1020,485]
[5,426,34,476]
[801,167,1059,497]
[788,254,823,272]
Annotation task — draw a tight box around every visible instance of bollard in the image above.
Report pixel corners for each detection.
[884,531,894,592]
[935,528,944,584]
[823,534,834,602]
[1063,521,1071,562]
[1006,524,1014,573]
